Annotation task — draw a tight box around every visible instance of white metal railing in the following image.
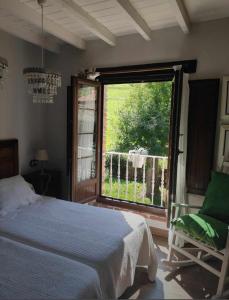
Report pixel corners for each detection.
[103,151,168,208]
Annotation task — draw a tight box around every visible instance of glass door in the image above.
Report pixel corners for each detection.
[69,77,101,203]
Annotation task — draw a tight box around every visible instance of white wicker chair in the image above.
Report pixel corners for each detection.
[164,203,229,298]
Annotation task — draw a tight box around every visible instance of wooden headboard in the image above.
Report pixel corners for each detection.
[0,139,19,179]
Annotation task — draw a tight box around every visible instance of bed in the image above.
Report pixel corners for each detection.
[0,139,158,299]
[0,235,102,299]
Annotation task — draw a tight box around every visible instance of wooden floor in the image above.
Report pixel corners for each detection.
[122,237,220,299]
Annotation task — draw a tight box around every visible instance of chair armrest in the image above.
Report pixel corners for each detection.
[170,203,202,220]
[171,203,202,210]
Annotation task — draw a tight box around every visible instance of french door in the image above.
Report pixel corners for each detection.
[67,77,101,203]
[67,63,190,211]
[97,68,184,216]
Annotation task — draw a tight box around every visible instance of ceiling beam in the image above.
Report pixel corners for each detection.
[116,0,151,40]
[170,0,191,34]
[0,0,85,50]
[56,0,116,46]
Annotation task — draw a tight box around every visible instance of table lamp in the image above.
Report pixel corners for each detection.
[35,149,48,174]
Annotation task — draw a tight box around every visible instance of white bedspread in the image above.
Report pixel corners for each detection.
[0,236,102,299]
[0,197,158,298]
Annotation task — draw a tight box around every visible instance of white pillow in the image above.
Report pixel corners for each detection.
[0,175,40,216]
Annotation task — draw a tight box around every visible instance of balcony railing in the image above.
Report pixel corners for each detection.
[102,151,168,208]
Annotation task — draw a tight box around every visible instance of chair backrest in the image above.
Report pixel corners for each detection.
[199,171,229,224]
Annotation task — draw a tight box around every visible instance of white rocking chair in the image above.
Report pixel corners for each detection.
[165,203,229,298]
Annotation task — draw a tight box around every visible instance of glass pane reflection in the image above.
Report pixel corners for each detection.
[77,84,97,182]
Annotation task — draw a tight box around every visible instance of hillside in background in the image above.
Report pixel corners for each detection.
[105,84,132,151]
[105,82,172,156]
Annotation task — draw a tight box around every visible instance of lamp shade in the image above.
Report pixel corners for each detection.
[35,149,48,161]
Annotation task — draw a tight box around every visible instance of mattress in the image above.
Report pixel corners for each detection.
[0,236,102,299]
[0,197,158,298]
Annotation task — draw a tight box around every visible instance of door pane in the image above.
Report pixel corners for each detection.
[77,84,97,182]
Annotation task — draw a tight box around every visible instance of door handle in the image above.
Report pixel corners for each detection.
[177,149,184,156]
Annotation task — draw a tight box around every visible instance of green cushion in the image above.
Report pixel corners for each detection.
[199,171,229,223]
[171,213,228,250]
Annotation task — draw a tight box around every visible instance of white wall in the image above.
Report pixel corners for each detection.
[45,45,84,197]
[83,18,229,80]
[44,17,229,200]
[0,29,48,174]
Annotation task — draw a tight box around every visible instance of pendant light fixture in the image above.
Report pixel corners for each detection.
[0,56,8,87]
[23,0,61,104]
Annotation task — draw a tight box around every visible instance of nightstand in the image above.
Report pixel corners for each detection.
[23,169,62,198]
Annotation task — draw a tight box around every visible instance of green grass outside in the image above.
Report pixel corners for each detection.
[105,84,132,151]
[103,178,162,206]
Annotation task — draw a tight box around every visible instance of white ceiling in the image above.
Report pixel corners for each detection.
[0,0,229,51]
[77,0,176,36]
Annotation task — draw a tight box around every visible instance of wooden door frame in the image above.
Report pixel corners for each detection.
[167,68,184,222]
[96,82,166,216]
[96,69,184,215]
[96,60,196,75]
[67,60,197,214]
[67,76,101,203]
